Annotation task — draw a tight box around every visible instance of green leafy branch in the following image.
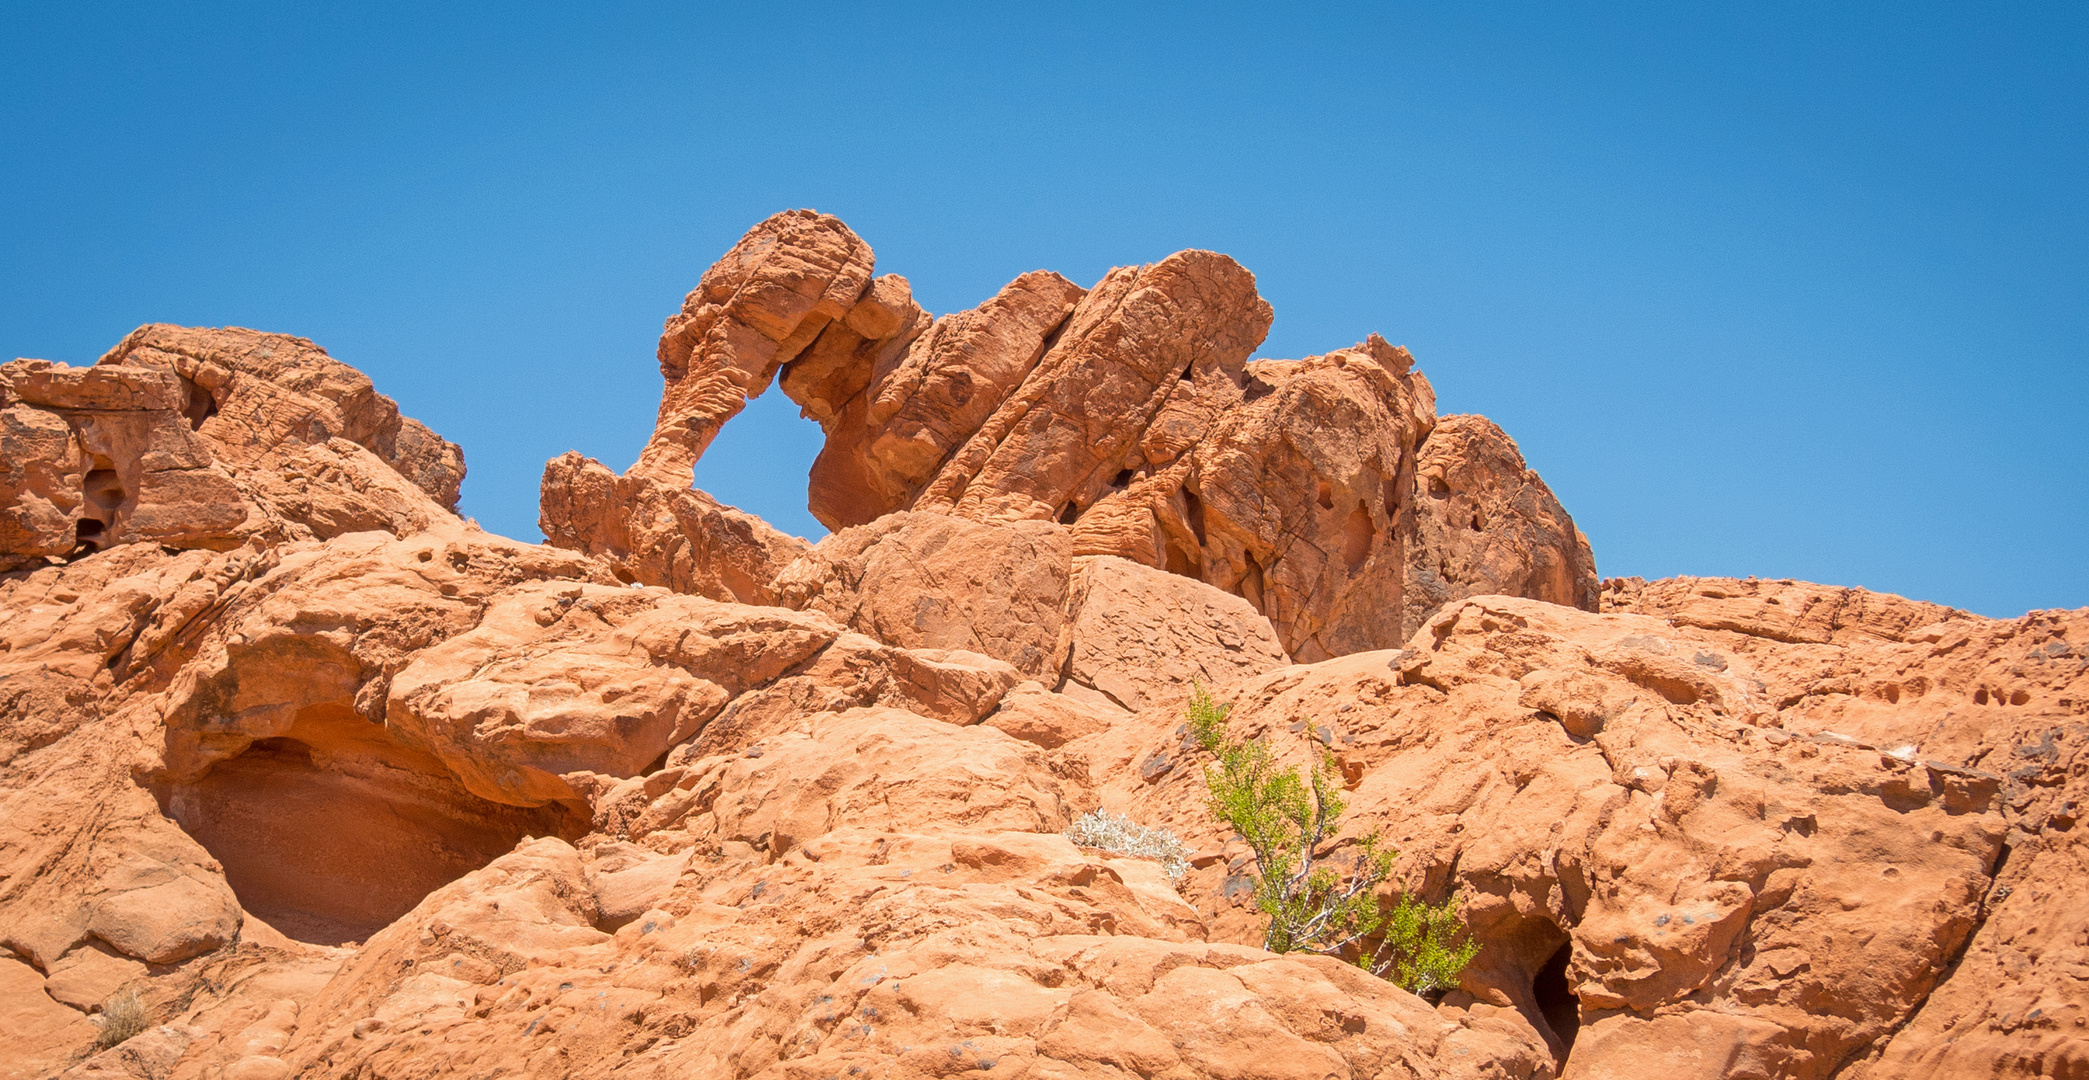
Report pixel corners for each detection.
[1187,684,1478,995]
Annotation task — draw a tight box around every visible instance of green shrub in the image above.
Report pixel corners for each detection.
[1187,684,1478,995]
[93,989,150,1050]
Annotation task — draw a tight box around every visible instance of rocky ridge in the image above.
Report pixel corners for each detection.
[0,211,2081,1080]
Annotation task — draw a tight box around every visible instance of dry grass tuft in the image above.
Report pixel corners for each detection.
[93,989,150,1051]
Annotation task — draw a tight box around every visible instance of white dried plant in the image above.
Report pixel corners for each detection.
[1064,809,1191,881]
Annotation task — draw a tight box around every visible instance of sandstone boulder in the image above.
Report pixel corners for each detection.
[774,510,1073,678]
[1074,336,1438,661]
[384,583,842,807]
[797,269,1081,529]
[1,360,249,563]
[538,450,809,605]
[41,942,149,1012]
[99,324,464,510]
[981,679,1127,749]
[915,249,1274,524]
[1404,414,1599,632]
[1062,554,1291,711]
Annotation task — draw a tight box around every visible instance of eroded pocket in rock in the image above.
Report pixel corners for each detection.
[1533,940,1581,1062]
[153,704,584,946]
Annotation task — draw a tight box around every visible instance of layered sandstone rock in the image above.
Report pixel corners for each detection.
[773,511,1074,679]
[0,326,463,573]
[1077,588,2059,1078]
[798,270,1083,530]
[541,212,1598,660]
[6,215,2083,1080]
[1405,414,1598,633]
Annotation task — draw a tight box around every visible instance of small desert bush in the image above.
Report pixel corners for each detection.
[1187,684,1478,996]
[93,989,150,1050]
[1064,809,1191,881]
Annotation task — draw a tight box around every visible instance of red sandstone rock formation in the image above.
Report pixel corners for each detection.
[3,214,2084,1080]
[539,211,1596,660]
[0,326,463,574]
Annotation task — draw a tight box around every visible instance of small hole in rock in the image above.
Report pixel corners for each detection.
[1341,504,1375,572]
[1974,688,1990,706]
[1183,489,1207,544]
[178,374,219,431]
[1111,469,1135,488]
[1532,941,1580,1061]
[1057,501,1080,525]
[82,467,128,538]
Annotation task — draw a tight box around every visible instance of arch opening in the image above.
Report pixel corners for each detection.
[690,384,829,540]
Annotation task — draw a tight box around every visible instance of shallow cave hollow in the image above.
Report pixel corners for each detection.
[155,704,584,946]
[1533,940,1582,1060]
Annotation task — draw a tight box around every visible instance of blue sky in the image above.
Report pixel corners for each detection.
[4,3,2083,617]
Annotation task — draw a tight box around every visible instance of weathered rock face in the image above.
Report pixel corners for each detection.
[1599,577,2089,1080]
[6,214,2083,1080]
[1062,555,1291,712]
[1405,414,1598,633]
[774,511,1075,679]
[538,450,808,605]
[0,326,464,572]
[1,360,249,564]
[793,271,1078,531]
[1083,335,1434,662]
[540,212,1599,659]
[100,325,464,510]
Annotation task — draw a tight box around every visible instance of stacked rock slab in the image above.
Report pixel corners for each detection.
[0,325,466,574]
[541,210,1598,662]
[0,359,247,565]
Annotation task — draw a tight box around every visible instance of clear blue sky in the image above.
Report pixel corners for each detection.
[4,3,2083,617]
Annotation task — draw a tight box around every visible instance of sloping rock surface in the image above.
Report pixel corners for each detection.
[3,214,2081,1080]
